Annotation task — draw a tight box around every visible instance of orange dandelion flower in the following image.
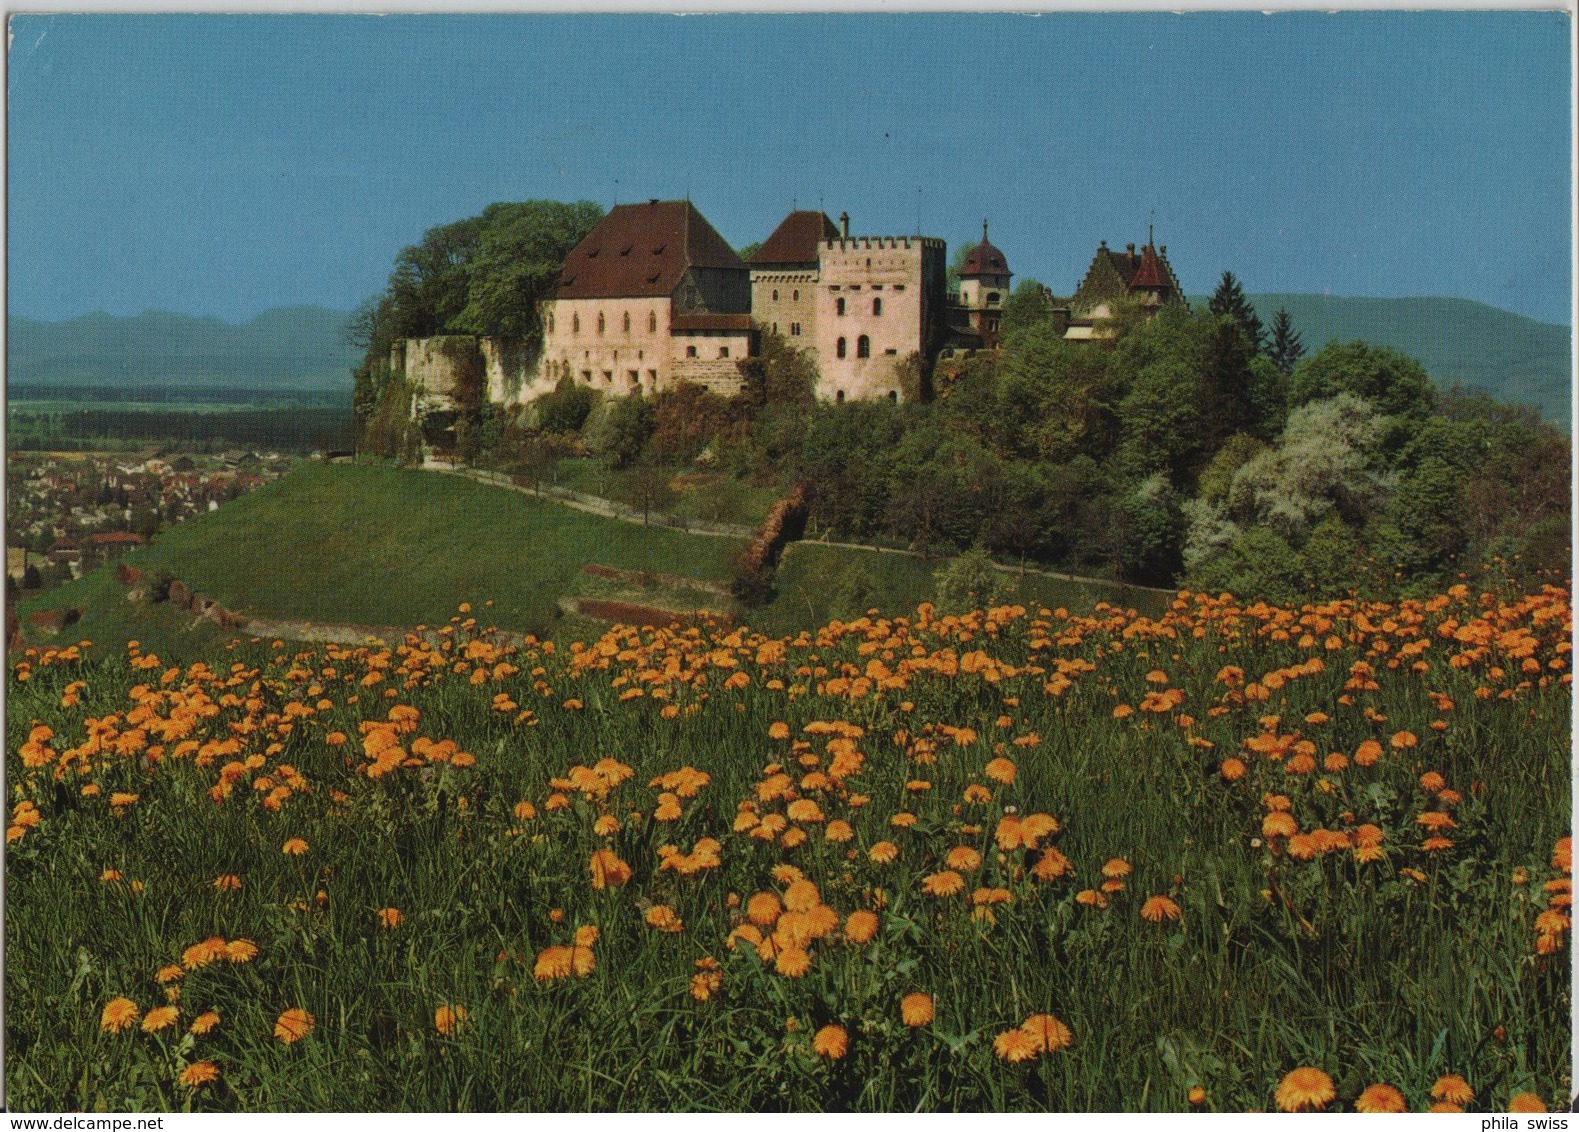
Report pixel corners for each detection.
[188,1011,220,1035]
[282,838,309,856]
[1220,757,1247,781]
[1262,812,1298,839]
[1275,1067,1336,1112]
[274,1007,315,1044]
[945,846,983,872]
[993,1028,1040,1063]
[1508,1093,1547,1113]
[101,997,140,1033]
[179,1061,220,1089]
[1140,895,1182,923]
[768,722,791,740]
[224,939,258,963]
[1431,1075,1474,1106]
[921,870,966,898]
[1021,1013,1073,1053]
[1354,1083,1407,1113]
[534,946,574,981]
[141,1006,180,1034]
[1354,739,1383,767]
[434,1004,467,1035]
[844,909,880,944]
[155,965,185,984]
[812,1023,848,1059]
[645,905,684,933]
[984,757,1017,785]
[775,947,812,977]
[900,992,934,1027]
[1075,888,1108,908]
[868,841,900,864]
[588,849,632,890]
[783,878,821,912]
[1100,858,1132,879]
[1390,730,1418,750]
[213,874,241,892]
[377,907,402,929]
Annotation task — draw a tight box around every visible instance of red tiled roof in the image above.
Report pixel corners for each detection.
[81,532,147,546]
[960,223,1009,278]
[1129,244,1166,290]
[556,201,744,300]
[750,211,838,266]
[672,314,755,332]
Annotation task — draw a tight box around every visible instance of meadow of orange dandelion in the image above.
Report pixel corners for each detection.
[4,584,1571,1110]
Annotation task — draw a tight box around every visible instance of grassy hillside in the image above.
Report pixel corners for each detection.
[1234,294,1571,425]
[23,464,745,644]
[19,464,1157,655]
[6,306,359,391]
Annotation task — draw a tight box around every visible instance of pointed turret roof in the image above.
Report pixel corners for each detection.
[1129,243,1167,290]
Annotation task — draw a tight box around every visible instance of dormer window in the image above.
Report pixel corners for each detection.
[621,244,633,256]
[651,244,666,255]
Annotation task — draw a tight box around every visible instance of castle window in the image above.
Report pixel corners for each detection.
[597,312,606,335]
[884,348,898,356]
[836,298,846,316]
[572,314,580,334]
[718,346,730,359]
[872,298,882,316]
[772,323,778,335]
[792,290,799,301]
[547,313,555,334]
[623,312,631,333]
[772,289,779,301]
[836,337,847,359]
[790,322,801,336]
[987,292,1000,306]
[857,336,870,359]
[887,391,898,402]
[628,369,639,386]
[686,345,697,358]
[836,390,845,403]
[648,311,657,333]
[894,284,905,292]
[582,370,592,383]
[603,371,613,384]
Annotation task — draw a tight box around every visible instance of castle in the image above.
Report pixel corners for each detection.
[392,199,1181,422]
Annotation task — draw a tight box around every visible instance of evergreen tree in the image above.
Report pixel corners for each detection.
[1268,308,1305,377]
[1207,271,1265,353]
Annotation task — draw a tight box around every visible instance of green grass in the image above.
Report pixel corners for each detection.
[21,463,1159,659]
[24,463,745,643]
[754,542,1167,637]
[4,585,1569,1110]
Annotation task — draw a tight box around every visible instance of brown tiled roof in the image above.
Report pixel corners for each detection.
[960,223,1009,278]
[81,532,147,546]
[672,314,755,332]
[750,211,839,267]
[1129,244,1166,290]
[557,201,744,300]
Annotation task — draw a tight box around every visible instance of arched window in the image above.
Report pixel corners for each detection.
[572,313,580,334]
[836,390,845,403]
[872,298,882,316]
[836,337,847,359]
[622,312,631,333]
[857,336,870,359]
[836,298,846,316]
[648,311,657,333]
[887,390,898,402]
[547,312,555,334]
[772,289,780,301]
[597,312,605,335]
[792,289,799,301]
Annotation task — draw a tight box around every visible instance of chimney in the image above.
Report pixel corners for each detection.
[839,212,850,240]
[1126,243,1135,255]
[649,198,659,206]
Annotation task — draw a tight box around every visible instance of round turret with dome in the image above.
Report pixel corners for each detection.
[958,220,1012,313]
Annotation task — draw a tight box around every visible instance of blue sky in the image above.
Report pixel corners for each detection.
[6,12,1573,325]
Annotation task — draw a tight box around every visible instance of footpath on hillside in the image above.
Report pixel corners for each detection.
[422,459,1172,596]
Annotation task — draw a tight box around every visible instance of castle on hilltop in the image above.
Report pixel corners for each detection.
[392,199,1183,424]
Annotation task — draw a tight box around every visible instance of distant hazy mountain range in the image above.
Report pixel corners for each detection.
[1239,294,1571,425]
[6,297,1571,424]
[6,306,360,392]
